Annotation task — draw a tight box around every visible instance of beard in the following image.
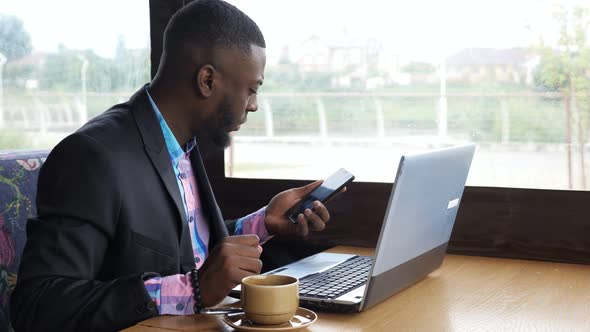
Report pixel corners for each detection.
[208,95,235,149]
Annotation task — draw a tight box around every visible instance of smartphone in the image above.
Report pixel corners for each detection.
[287,168,355,224]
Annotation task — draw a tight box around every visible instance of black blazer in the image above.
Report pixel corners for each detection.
[10,88,230,332]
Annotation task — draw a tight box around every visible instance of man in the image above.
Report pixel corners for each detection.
[10,1,335,331]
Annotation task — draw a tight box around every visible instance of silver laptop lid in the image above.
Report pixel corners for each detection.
[361,144,475,310]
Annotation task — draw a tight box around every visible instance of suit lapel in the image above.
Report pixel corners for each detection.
[190,143,229,248]
[128,87,188,243]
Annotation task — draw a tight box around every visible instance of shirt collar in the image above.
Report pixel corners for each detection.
[145,86,197,162]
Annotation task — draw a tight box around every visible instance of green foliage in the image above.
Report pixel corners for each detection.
[112,36,151,91]
[532,4,590,172]
[0,15,32,60]
[401,62,436,74]
[39,46,83,91]
[534,5,590,95]
[244,85,567,144]
[263,64,335,92]
[447,96,564,143]
[3,62,37,88]
[0,130,32,150]
[36,40,150,93]
[533,54,569,91]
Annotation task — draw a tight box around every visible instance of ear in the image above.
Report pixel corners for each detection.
[196,64,217,98]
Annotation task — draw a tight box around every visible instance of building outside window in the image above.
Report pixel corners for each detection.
[225,0,590,191]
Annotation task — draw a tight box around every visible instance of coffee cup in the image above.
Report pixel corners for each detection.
[240,275,299,325]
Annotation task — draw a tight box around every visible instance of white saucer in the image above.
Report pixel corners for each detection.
[222,307,317,332]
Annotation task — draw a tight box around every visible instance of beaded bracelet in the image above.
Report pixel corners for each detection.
[190,268,203,314]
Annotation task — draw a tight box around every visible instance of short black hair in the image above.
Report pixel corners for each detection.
[163,0,265,56]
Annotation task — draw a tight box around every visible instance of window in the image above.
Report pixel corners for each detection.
[225,0,590,191]
[0,0,150,150]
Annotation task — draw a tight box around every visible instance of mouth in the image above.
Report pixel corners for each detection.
[227,115,247,132]
[234,118,247,131]
[230,122,244,132]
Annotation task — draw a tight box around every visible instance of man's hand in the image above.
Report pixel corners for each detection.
[265,180,345,237]
[197,235,262,307]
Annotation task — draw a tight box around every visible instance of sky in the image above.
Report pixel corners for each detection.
[0,0,588,63]
[230,0,584,63]
[0,0,150,58]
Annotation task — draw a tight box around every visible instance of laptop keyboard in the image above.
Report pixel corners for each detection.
[299,255,373,299]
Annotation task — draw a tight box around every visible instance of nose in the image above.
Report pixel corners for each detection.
[246,94,258,112]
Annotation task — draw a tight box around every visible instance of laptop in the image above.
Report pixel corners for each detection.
[232,144,476,312]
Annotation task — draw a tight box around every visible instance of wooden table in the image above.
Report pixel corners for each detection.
[125,246,590,332]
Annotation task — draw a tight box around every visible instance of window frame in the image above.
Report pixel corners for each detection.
[150,0,590,265]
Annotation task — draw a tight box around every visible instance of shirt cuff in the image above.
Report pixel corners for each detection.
[144,273,195,315]
[234,206,274,244]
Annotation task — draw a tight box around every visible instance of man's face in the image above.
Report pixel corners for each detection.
[208,45,266,148]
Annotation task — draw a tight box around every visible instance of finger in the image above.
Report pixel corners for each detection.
[296,213,309,237]
[292,180,323,200]
[223,243,263,259]
[222,234,260,247]
[232,256,263,275]
[304,208,325,232]
[312,201,330,223]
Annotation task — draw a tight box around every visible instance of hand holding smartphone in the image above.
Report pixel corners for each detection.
[287,168,354,223]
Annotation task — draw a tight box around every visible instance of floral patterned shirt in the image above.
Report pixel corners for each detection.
[143,87,272,315]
